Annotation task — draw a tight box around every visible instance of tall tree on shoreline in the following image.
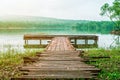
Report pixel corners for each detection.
[100,0,120,30]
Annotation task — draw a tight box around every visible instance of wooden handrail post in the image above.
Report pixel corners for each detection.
[95,39,97,45]
[27,40,28,44]
[74,38,77,45]
[85,39,88,45]
[25,40,28,45]
[25,40,27,45]
[40,39,42,45]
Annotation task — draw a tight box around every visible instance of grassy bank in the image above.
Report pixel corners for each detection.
[84,47,120,80]
[0,48,44,80]
[0,47,120,80]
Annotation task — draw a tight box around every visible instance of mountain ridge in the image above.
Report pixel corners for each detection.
[0,15,89,22]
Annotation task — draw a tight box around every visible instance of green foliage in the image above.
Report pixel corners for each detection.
[100,0,120,30]
[0,47,43,79]
[84,48,120,80]
[74,21,115,34]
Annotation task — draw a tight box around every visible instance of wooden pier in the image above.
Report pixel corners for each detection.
[24,34,98,48]
[11,35,100,80]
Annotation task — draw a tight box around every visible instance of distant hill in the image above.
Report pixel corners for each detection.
[0,16,89,23]
[0,16,90,29]
[0,16,115,34]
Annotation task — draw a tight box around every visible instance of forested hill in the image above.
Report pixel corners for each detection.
[0,16,115,33]
[0,16,89,29]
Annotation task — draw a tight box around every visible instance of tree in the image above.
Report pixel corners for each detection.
[100,0,120,30]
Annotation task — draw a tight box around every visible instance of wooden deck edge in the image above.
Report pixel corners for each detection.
[11,77,95,80]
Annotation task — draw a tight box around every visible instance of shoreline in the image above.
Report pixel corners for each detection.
[0,47,120,79]
[0,48,43,80]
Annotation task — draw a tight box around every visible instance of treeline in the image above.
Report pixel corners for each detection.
[0,20,82,29]
[72,21,115,34]
[0,17,86,29]
[0,17,115,34]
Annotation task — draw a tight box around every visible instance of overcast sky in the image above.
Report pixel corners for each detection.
[0,0,114,20]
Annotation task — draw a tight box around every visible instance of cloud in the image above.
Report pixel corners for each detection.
[0,0,114,20]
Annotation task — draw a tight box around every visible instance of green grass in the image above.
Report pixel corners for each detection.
[1,46,120,80]
[0,48,44,80]
[84,48,120,80]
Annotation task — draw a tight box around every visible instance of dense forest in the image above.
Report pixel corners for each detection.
[74,21,115,33]
[0,16,115,33]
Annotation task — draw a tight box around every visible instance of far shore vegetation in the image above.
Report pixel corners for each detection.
[0,18,116,34]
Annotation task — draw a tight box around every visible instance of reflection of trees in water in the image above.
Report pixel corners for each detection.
[74,22,115,34]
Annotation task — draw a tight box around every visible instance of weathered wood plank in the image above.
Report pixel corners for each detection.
[24,34,98,40]
[46,37,75,51]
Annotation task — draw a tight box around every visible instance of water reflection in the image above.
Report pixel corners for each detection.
[0,29,119,52]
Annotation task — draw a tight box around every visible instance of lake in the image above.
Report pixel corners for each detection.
[0,29,119,52]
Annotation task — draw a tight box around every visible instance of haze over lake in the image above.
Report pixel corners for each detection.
[0,28,119,52]
[0,0,119,51]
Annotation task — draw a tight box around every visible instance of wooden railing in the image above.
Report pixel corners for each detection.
[24,34,98,48]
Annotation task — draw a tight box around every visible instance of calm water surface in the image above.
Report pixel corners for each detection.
[0,29,119,52]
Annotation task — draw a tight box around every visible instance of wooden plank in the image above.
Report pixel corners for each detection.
[24,34,98,40]
[11,77,93,80]
[21,71,93,78]
[19,67,100,72]
[37,54,79,57]
[21,71,92,76]
[19,65,95,69]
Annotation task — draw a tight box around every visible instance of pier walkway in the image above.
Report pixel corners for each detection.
[11,36,100,80]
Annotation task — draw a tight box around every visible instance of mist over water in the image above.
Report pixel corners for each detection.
[0,29,119,52]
